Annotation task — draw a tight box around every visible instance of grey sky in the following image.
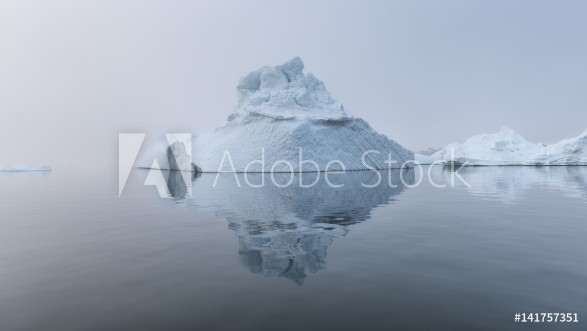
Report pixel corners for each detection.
[1,0,586,170]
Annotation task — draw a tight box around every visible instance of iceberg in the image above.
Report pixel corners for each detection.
[139,57,413,172]
[537,130,587,165]
[431,126,587,166]
[0,164,52,172]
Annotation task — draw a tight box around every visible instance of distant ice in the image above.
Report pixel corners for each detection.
[0,164,52,172]
[431,126,587,166]
[414,153,433,165]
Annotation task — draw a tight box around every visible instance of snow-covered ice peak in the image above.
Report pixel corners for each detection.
[230,57,347,123]
[137,57,414,172]
[465,126,530,149]
[494,126,525,141]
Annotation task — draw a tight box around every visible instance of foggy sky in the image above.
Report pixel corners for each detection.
[1,0,586,170]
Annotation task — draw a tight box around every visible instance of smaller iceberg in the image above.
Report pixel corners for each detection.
[431,126,587,166]
[0,164,52,172]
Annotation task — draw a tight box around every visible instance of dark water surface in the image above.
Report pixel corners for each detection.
[1,167,586,331]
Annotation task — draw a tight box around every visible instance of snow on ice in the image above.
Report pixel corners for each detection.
[432,126,587,166]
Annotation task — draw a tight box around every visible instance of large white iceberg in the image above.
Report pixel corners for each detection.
[431,126,587,166]
[139,57,413,172]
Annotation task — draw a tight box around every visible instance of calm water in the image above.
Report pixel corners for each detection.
[1,167,586,331]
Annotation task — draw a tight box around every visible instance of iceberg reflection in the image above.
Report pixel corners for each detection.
[429,166,587,204]
[166,170,415,284]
